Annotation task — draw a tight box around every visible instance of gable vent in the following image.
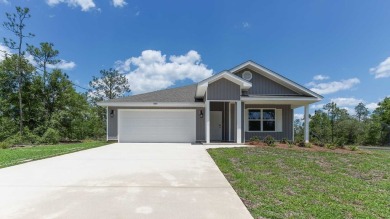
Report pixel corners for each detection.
[242,71,253,81]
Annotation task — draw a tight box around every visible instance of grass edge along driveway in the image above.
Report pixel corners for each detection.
[208,147,390,219]
[0,141,109,168]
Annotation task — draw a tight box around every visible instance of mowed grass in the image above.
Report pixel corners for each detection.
[0,141,109,168]
[208,147,390,219]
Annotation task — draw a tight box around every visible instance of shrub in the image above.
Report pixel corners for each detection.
[295,140,305,147]
[348,145,358,151]
[317,142,325,147]
[0,141,11,149]
[305,143,312,148]
[326,143,336,150]
[249,136,260,143]
[263,135,276,146]
[280,138,288,144]
[24,128,41,144]
[287,141,294,148]
[5,133,24,146]
[335,138,345,148]
[41,128,60,144]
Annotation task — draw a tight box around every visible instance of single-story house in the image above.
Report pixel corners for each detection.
[97,61,323,143]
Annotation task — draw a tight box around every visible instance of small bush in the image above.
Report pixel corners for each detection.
[335,139,345,148]
[317,142,325,147]
[263,135,276,146]
[41,128,60,144]
[295,140,305,147]
[326,143,336,150]
[280,138,288,144]
[0,141,11,149]
[348,145,359,151]
[5,133,24,146]
[287,141,294,148]
[305,143,312,148]
[249,136,260,143]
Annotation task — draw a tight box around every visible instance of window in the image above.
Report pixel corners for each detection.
[263,109,275,131]
[247,109,276,132]
[248,110,261,131]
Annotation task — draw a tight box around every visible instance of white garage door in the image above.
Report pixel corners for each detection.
[118,109,196,143]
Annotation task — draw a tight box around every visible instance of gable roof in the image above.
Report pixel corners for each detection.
[195,71,252,98]
[98,84,199,106]
[230,60,323,99]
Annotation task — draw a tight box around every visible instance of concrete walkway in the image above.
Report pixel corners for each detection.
[0,143,252,219]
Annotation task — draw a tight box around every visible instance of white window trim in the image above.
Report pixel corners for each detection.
[245,108,279,132]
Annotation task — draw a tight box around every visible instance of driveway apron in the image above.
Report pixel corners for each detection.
[0,143,252,219]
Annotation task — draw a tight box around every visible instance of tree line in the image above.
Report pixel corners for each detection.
[294,100,390,146]
[0,7,129,147]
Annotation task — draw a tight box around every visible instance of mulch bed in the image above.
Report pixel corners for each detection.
[247,142,364,154]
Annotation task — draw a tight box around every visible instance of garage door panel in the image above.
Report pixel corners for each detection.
[118,110,196,143]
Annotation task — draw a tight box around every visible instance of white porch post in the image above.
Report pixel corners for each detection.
[205,100,210,143]
[236,101,242,143]
[304,104,310,143]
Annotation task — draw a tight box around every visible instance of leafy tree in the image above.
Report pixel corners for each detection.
[27,42,60,84]
[355,102,369,122]
[323,102,339,143]
[309,110,331,143]
[2,6,34,135]
[372,97,390,145]
[88,68,130,103]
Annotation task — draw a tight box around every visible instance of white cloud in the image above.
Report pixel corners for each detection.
[242,22,250,28]
[370,57,390,79]
[308,78,360,95]
[1,0,9,4]
[114,50,213,94]
[112,0,127,7]
[0,44,12,62]
[24,53,76,71]
[48,60,76,70]
[294,113,304,120]
[366,102,378,111]
[330,97,363,107]
[46,0,96,11]
[311,104,324,109]
[313,74,329,81]
[135,11,140,16]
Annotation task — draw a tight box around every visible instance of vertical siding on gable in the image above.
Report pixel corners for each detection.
[243,104,293,141]
[236,69,299,95]
[207,78,241,100]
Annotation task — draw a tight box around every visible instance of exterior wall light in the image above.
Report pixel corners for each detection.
[110,110,115,118]
[200,110,204,118]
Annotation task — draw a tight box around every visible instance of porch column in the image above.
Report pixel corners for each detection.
[205,100,210,143]
[304,104,309,143]
[236,101,242,143]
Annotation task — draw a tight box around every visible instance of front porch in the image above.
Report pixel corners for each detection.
[204,100,311,144]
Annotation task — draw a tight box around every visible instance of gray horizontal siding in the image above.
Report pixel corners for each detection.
[235,68,298,95]
[207,78,241,100]
[107,106,205,142]
[244,104,293,141]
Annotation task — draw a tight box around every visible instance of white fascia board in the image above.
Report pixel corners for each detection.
[97,102,205,107]
[230,61,323,99]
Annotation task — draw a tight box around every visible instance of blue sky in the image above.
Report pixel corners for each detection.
[1,0,390,118]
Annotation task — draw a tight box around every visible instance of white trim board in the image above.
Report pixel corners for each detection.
[98,102,205,107]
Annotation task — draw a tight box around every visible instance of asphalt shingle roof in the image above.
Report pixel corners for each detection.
[101,84,198,103]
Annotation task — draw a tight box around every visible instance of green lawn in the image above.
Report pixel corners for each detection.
[0,141,109,168]
[208,147,390,219]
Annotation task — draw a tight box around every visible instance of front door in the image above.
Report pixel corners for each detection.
[210,111,222,141]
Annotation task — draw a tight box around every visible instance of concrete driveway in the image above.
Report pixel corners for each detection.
[0,143,252,219]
